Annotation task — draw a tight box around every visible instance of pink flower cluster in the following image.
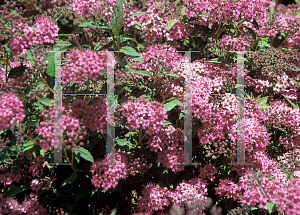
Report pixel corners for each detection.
[137,182,171,214]
[36,105,87,152]
[0,196,48,215]
[265,100,300,150]
[138,178,208,214]
[215,179,240,201]
[90,152,127,191]
[0,92,25,131]
[11,16,59,56]
[61,49,107,85]
[70,97,107,134]
[117,98,167,136]
[183,0,265,25]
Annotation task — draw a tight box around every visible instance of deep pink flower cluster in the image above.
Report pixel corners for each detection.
[0,92,25,131]
[70,97,107,134]
[36,105,87,152]
[90,152,127,191]
[11,16,59,56]
[61,49,107,85]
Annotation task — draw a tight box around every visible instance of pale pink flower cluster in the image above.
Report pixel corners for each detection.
[61,49,107,85]
[90,152,127,191]
[11,17,59,56]
[0,93,25,131]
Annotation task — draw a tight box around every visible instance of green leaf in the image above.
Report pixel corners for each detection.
[40,149,45,157]
[74,147,94,163]
[110,208,117,215]
[60,172,77,188]
[181,7,187,20]
[36,98,54,106]
[130,70,152,77]
[257,96,269,105]
[269,7,274,23]
[111,0,124,36]
[121,35,139,45]
[164,98,183,112]
[5,185,31,197]
[259,104,271,109]
[175,0,180,7]
[7,65,28,79]
[131,55,144,63]
[128,12,146,18]
[267,202,275,214]
[155,1,162,6]
[41,52,55,77]
[41,52,55,64]
[289,67,300,71]
[163,121,173,127]
[282,94,299,109]
[120,46,140,56]
[21,140,35,152]
[168,20,180,31]
[87,97,102,106]
[79,21,112,30]
[54,39,71,47]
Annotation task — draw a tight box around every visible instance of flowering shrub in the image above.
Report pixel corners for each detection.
[0,0,300,214]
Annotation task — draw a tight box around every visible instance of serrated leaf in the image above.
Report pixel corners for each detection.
[74,147,94,163]
[60,172,77,188]
[164,98,183,112]
[168,20,180,31]
[5,185,31,197]
[130,70,152,77]
[41,52,55,77]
